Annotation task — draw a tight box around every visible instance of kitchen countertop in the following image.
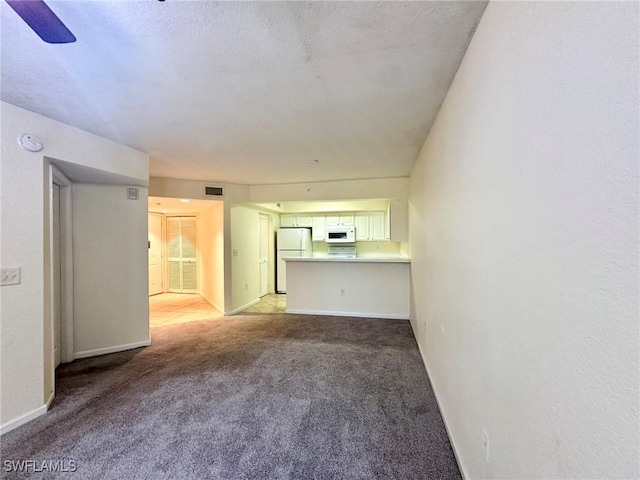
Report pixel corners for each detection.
[284,254,410,263]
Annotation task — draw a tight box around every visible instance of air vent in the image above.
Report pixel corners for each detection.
[204,186,224,197]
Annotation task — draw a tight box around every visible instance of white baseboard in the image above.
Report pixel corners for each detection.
[285,308,409,320]
[45,391,54,409]
[412,330,469,480]
[74,339,151,360]
[0,403,48,436]
[225,298,259,316]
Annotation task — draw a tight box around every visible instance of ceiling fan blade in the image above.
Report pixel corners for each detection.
[5,0,76,44]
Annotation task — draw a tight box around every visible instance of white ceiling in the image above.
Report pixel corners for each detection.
[1,1,486,186]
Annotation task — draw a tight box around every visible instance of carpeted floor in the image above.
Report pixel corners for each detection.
[1,314,461,480]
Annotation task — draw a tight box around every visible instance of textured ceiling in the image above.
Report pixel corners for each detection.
[1,1,486,185]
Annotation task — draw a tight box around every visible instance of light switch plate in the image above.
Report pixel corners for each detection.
[1,267,21,286]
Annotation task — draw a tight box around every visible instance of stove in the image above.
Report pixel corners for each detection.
[327,245,357,258]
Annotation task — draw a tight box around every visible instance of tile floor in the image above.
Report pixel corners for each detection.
[149,292,287,327]
[149,293,223,328]
[241,293,287,315]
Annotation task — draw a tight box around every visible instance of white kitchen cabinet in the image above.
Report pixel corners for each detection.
[280,214,296,227]
[312,215,326,241]
[355,213,369,241]
[326,213,354,226]
[355,212,386,241]
[386,200,408,242]
[296,214,313,227]
[280,214,313,228]
[369,212,386,240]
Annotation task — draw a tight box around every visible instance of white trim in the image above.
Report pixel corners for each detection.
[0,404,48,436]
[74,339,151,359]
[285,308,409,320]
[225,298,259,316]
[148,212,165,296]
[51,165,74,364]
[45,391,55,409]
[413,330,469,480]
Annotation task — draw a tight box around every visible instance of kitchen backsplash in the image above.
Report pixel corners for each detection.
[312,241,403,256]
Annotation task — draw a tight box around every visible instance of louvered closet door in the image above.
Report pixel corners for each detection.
[167,216,198,293]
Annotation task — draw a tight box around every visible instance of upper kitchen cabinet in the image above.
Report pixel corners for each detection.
[312,215,326,241]
[355,212,386,241]
[386,200,408,242]
[326,214,355,226]
[280,214,313,228]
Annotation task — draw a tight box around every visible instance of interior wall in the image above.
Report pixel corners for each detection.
[229,205,260,313]
[408,3,638,479]
[278,199,390,213]
[0,102,148,431]
[249,177,409,203]
[72,184,150,356]
[198,202,225,312]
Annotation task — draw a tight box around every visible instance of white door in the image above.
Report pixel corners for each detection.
[148,213,163,295]
[167,216,198,293]
[259,214,269,297]
[52,182,62,368]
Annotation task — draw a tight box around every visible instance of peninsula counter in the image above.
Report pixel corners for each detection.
[283,256,410,319]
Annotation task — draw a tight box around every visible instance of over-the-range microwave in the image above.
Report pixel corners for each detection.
[325,225,356,244]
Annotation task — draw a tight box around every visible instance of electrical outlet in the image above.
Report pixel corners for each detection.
[1,267,21,286]
[482,429,489,463]
[245,283,248,291]
[340,288,346,296]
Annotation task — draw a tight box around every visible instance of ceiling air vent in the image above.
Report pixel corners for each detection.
[204,186,224,197]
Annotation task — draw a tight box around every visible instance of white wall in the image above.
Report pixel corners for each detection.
[408,3,638,479]
[72,184,150,356]
[250,177,409,203]
[198,202,225,312]
[0,102,148,431]
[229,205,261,313]
[278,199,391,213]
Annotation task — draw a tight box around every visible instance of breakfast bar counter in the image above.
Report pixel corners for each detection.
[283,256,411,319]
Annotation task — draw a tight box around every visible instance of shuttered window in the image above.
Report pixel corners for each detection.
[166,216,198,293]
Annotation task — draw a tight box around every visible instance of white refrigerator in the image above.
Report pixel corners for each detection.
[277,228,312,293]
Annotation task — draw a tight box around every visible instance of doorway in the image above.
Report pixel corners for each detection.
[50,166,73,366]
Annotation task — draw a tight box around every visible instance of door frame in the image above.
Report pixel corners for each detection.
[51,165,74,363]
[148,213,165,296]
[259,214,269,297]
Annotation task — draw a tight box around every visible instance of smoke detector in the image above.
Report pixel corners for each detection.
[18,134,43,152]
